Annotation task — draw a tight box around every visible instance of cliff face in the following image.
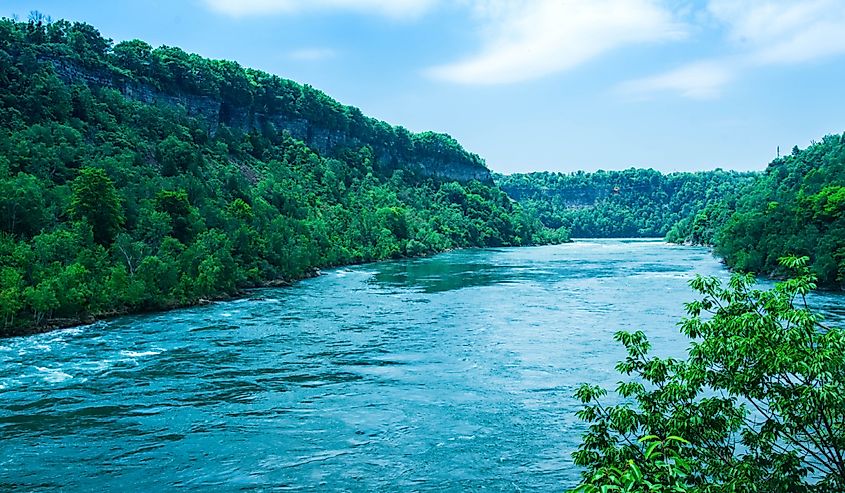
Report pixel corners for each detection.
[46,58,491,184]
[500,184,606,208]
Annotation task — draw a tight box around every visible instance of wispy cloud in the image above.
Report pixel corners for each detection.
[709,0,845,64]
[623,0,845,99]
[203,0,845,95]
[619,59,736,99]
[426,0,685,85]
[287,47,337,61]
[203,0,438,19]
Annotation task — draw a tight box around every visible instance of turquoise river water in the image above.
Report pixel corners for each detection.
[3,239,844,491]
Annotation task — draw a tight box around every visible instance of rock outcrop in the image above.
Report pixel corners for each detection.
[46,57,491,184]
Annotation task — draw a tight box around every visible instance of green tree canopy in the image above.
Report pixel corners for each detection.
[69,167,124,245]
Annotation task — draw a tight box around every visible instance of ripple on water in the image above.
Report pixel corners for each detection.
[34,366,73,383]
[3,241,836,491]
[119,349,164,358]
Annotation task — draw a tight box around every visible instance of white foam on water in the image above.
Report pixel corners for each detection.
[35,366,73,383]
[44,327,85,344]
[55,327,84,336]
[0,378,21,390]
[119,349,163,358]
[78,359,112,372]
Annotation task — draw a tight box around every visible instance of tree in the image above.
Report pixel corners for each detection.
[572,257,845,492]
[573,436,693,493]
[706,135,845,288]
[70,167,124,245]
[0,173,47,237]
[156,135,197,176]
[154,189,197,244]
[66,22,111,68]
[23,281,59,326]
[0,267,24,330]
[112,39,153,77]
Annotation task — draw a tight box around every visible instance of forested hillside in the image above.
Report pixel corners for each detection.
[500,133,845,288]
[711,134,845,287]
[0,16,561,336]
[496,168,754,238]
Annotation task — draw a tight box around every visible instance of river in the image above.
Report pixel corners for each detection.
[2,239,843,491]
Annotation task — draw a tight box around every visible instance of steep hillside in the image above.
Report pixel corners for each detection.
[0,17,559,336]
[712,134,845,286]
[497,168,754,238]
[21,21,490,183]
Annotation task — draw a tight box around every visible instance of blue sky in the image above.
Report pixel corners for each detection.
[6,0,845,174]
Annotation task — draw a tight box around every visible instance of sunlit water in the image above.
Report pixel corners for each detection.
[2,239,844,491]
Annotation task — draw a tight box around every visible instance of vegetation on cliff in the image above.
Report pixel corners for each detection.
[496,168,754,238]
[499,134,845,290]
[708,135,845,288]
[0,16,562,336]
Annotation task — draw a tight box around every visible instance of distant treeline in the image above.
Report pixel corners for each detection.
[499,133,845,288]
[496,168,754,238]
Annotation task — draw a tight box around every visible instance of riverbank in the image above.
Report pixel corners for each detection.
[2,241,571,339]
[0,268,320,339]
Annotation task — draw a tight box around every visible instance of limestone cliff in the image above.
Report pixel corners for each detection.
[45,57,491,184]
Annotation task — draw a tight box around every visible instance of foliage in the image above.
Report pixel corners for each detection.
[0,16,563,335]
[498,135,845,290]
[571,256,845,492]
[496,168,754,238]
[69,167,124,245]
[710,134,845,287]
[572,436,693,493]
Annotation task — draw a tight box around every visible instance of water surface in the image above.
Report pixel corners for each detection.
[2,240,842,491]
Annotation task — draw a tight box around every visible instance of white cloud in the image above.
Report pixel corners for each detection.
[619,59,735,99]
[203,0,438,19]
[625,0,845,99]
[204,0,845,94]
[426,0,685,85]
[708,0,845,64]
[287,48,337,61]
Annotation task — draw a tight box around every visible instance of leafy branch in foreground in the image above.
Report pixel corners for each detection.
[572,435,692,493]
[571,256,845,493]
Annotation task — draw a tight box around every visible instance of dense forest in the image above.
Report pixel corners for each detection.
[0,16,563,336]
[499,137,845,289]
[496,168,755,238]
[706,135,845,287]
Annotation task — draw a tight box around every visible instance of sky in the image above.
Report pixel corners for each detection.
[5,0,845,174]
